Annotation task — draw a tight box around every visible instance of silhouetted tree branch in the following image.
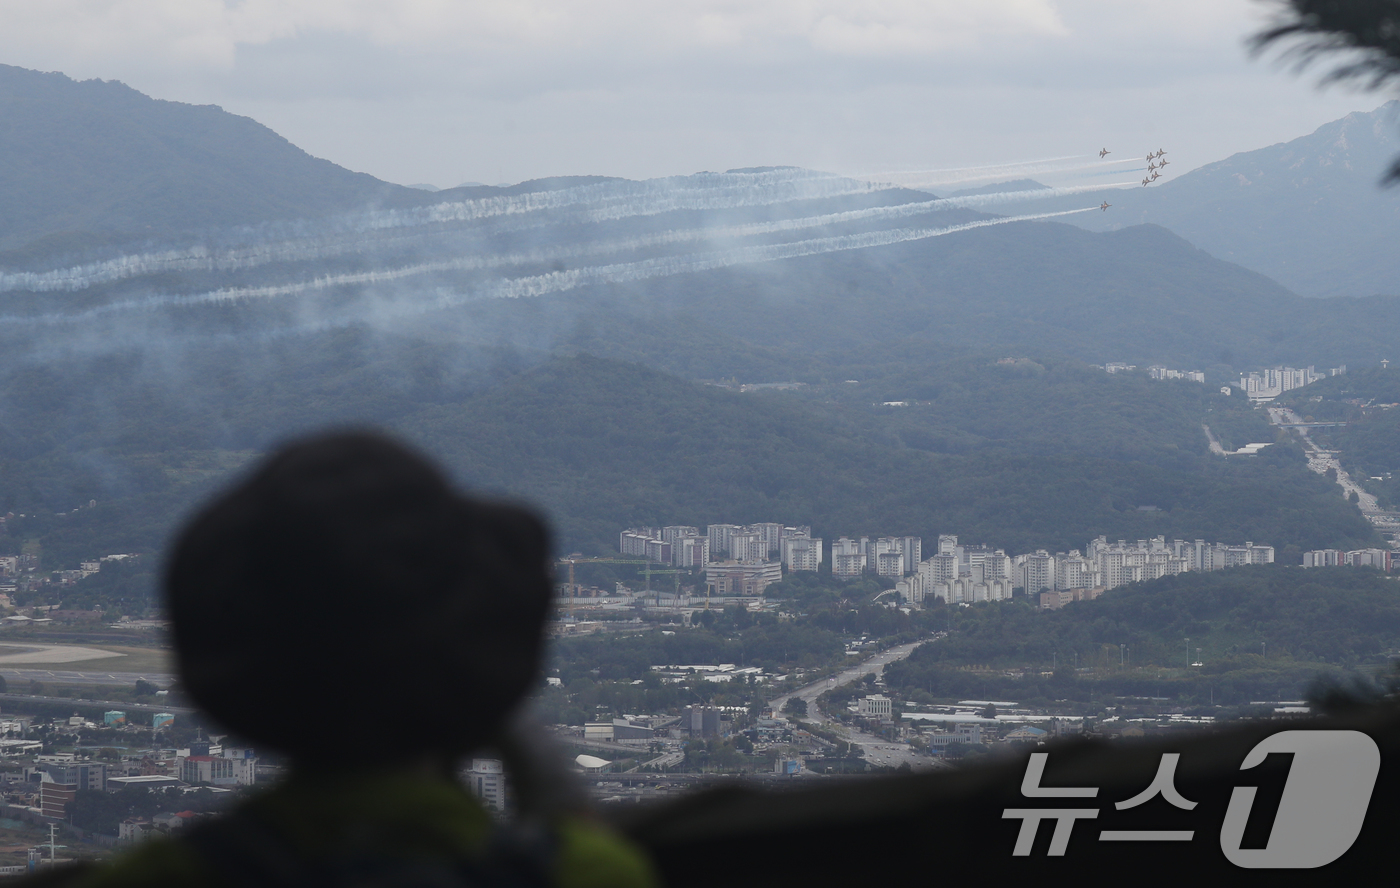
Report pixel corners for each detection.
[1253,0,1400,179]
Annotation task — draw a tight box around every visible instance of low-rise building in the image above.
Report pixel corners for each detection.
[705,561,782,597]
[858,694,892,720]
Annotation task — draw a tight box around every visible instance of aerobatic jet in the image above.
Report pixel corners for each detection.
[1099,148,1111,158]
[1141,177,1152,186]
[1150,170,1161,180]
[1158,158,1170,168]
[1146,153,1154,162]
[1100,201,1111,211]
[1155,149,1167,158]
[1148,161,1158,172]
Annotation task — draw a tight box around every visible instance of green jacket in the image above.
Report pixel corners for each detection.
[61,770,656,888]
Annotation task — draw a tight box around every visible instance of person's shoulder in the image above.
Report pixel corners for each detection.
[554,818,659,888]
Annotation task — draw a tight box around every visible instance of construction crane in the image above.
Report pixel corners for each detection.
[555,555,695,614]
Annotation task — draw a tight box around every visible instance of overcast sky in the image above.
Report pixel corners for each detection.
[0,1,1383,188]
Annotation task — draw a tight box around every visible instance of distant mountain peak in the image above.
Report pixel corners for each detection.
[0,63,417,259]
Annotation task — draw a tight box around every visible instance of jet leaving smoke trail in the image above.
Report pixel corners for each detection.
[0,169,904,295]
[0,207,1102,329]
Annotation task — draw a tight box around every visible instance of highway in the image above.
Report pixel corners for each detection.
[0,692,194,714]
[769,638,944,770]
[1269,406,1383,515]
[0,668,175,687]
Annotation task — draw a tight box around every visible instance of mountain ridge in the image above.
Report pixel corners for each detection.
[0,64,422,257]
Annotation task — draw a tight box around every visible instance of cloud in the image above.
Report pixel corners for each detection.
[0,1,1374,187]
[0,0,1069,70]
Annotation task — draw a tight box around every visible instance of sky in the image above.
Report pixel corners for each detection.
[0,1,1382,189]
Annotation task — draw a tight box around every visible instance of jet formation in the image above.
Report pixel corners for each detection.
[1142,148,1168,185]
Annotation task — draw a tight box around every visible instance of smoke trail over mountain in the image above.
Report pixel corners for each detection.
[449,207,1104,307]
[0,169,902,295]
[0,207,1102,329]
[0,178,1124,300]
[859,156,1137,189]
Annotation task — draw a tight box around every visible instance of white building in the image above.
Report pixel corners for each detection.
[858,694,893,720]
[1018,550,1055,594]
[781,531,823,572]
[706,561,783,596]
[920,553,960,586]
[1148,366,1206,383]
[831,538,866,579]
[1082,536,1273,590]
[465,758,507,812]
[674,534,709,569]
[1346,549,1392,570]
[752,523,785,559]
[706,524,741,560]
[936,576,1014,604]
[1238,365,1344,400]
[729,531,766,564]
[895,573,923,605]
[1302,549,1344,568]
[177,752,256,787]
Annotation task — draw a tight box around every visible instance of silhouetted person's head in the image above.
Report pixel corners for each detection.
[166,431,552,767]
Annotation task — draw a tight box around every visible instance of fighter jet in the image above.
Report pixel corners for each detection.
[1150,170,1161,180]
[1100,201,1111,211]
[1099,148,1111,158]
[1148,161,1158,172]
[1158,158,1170,168]
[1155,149,1167,158]
[1146,153,1154,162]
[1141,177,1152,186]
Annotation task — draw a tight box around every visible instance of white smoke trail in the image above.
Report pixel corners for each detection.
[862,157,1138,190]
[456,207,1103,305]
[855,155,1084,178]
[0,169,903,295]
[1,180,1126,302]
[870,160,1139,190]
[0,207,1101,328]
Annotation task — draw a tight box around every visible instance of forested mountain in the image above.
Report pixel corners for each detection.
[970,103,1400,298]
[0,65,419,258]
[549,222,1396,374]
[2,348,1376,610]
[881,565,1400,706]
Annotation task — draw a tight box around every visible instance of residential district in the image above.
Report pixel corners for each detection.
[616,525,1299,609]
[1093,361,1348,401]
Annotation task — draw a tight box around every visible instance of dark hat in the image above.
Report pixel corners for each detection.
[166,431,551,763]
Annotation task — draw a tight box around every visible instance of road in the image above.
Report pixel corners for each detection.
[0,668,175,687]
[1268,406,1384,516]
[1201,424,1226,456]
[769,638,943,770]
[0,692,194,714]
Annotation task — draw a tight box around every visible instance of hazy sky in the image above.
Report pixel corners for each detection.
[0,1,1382,188]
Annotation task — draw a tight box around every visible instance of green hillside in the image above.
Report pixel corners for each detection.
[0,346,1377,616]
[881,565,1400,707]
